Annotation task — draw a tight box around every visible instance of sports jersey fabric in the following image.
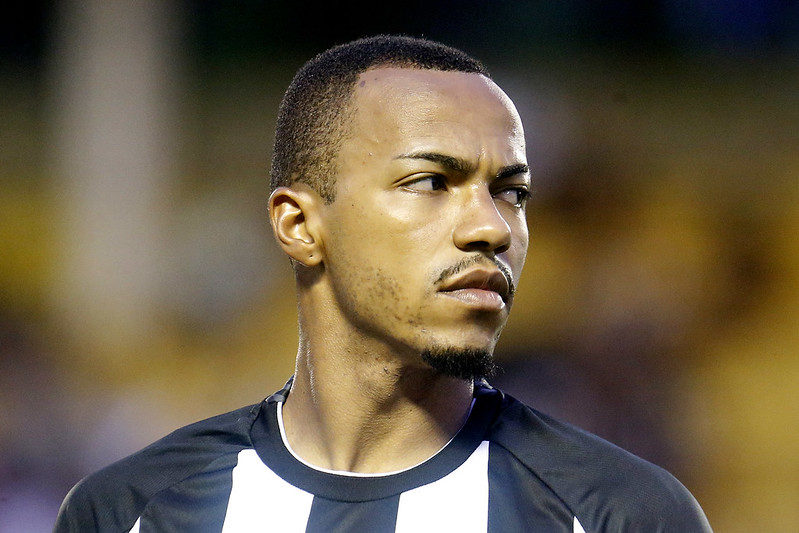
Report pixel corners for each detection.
[54,380,712,532]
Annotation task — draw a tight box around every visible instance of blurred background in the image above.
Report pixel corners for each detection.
[1,1,798,531]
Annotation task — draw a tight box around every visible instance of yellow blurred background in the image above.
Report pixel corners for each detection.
[1,2,797,531]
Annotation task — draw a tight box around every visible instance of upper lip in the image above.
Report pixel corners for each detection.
[438,268,511,302]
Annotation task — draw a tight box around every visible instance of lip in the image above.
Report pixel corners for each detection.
[437,268,511,310]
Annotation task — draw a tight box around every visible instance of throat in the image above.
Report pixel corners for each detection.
[277,398,475,476]
[279,372,475,474]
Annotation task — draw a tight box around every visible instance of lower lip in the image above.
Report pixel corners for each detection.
[440,289,506,311]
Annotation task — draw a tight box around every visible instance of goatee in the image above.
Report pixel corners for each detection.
[421,347,497,382]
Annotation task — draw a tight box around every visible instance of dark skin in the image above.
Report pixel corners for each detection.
[268,68,530,473]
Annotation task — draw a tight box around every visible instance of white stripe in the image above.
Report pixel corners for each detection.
[221,449,314,533]
[574,516,587,533]
[127,517,140,533]
[395,440,490,533]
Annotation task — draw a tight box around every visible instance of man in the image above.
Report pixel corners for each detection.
[55,35,712,532]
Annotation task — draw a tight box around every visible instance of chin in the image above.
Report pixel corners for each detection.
[420,346,497,382]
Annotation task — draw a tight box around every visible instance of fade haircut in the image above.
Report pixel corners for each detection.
[270,35,490,203]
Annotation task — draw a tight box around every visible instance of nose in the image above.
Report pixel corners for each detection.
[452,188,512,254]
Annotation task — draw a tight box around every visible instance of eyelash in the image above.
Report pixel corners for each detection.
[494,187,531,208]
[403,176,530,209]
[403,175,446,191]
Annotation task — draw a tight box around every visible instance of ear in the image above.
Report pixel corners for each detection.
[268,185,324,267]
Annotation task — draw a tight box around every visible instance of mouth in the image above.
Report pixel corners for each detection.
[437,267,512,311]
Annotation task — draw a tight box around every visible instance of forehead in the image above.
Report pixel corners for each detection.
[354,67,506,105]
[347,67,525,158]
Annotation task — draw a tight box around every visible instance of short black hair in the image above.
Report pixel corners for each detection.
[270,35,490,203]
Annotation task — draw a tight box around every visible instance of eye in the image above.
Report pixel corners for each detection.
[402,174,446,192]
[493,186,531,208]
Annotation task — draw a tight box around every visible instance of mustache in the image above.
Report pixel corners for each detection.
[435,255,516,297]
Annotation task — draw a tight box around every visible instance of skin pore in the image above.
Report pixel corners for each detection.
[268,67,529,474]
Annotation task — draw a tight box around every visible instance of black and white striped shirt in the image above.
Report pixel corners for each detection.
[55,382,711,532]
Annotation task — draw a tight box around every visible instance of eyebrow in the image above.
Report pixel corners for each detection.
[496,163,530,181]
[395,151,529,180]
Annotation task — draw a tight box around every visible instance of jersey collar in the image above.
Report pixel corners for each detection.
[250,378,502,502]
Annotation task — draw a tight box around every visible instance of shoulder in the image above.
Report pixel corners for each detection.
[485,389,712,532]
[54,403,261,533]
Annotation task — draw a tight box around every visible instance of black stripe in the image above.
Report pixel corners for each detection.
[305,495,400,533]
[486,444,573,532]
[139,453,239,532]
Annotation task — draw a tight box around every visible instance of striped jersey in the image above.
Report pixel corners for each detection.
[54,381,711,532]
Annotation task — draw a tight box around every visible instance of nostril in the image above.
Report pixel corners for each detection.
[495,242,510,254]
[469,240,491,251]
[465,240,510,254]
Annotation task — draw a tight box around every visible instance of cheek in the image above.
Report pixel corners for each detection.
[353,267,409,322]
[508,218,529,273]
[330,259,434,343]
[325,222,425,319]
[340,199,444,261]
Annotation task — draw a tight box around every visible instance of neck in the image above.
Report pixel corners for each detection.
[281,328,475,474]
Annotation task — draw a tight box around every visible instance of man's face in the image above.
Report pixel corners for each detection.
[317,67,529,372]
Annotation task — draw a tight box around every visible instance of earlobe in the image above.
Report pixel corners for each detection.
[268,185,324,267]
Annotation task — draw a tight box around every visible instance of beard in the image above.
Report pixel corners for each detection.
[420,346,497,382]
